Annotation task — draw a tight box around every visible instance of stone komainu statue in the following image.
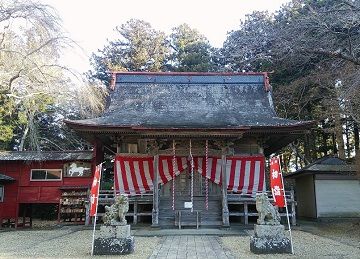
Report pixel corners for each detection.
[103,194,129,226]
[256,193,281,225]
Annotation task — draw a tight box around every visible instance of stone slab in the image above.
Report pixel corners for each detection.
[93,236,135,255]
[149,235,236,259]
[98,225,130,239]
[250,236,291,254]
[254,224,285,239]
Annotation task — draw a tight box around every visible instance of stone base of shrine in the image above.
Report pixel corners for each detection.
[250,224,292,254]
[93,225,134,255]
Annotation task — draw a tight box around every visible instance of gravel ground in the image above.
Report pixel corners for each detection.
[0,221,359,258]
[297,220,360,248]
[221,221,360,259]
[31,220,59,229]
[0,228,159,259]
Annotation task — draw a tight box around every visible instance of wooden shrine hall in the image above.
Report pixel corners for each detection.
[66,72,313,227]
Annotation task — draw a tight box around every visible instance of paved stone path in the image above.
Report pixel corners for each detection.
[149,235,235,259]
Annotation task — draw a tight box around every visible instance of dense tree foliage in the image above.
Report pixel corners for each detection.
[222,0,360,170]
[88,19,169,86]
[3,0,360,174]
[0,0,106,151]
[88,20,218,87]
[168,24,216,72]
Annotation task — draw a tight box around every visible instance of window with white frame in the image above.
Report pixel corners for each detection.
[0,185,4,202]
[30,169,62,181]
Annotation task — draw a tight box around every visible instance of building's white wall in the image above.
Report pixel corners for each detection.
[296,175,316,218]
[315,180,360,217]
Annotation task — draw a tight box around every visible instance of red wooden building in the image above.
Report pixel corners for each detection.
[0,151,93,227]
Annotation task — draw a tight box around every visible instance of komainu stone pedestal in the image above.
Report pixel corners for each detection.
[93,225,135,255]
[250,224,291,254]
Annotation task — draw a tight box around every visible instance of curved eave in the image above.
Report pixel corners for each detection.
[65,119,315,135]
[111,71,269,76]
[247,121,316,133]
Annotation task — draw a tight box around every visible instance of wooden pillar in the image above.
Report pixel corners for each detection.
[133,201,138,224]
[84,199,90,225]
[58,202,62,223]
[15,203,19,228]
[22,204,26,227]
[152,154,159,227]
[116,141,121,153]
[29,204,33,227]
[259,146,266,193]
[93,139,104,166]
[244,202,249,225]
[259,146,264,155]
[221,149,230,227]
[115,140,122,197]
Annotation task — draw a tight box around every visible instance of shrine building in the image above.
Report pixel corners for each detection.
[65,72,314,227]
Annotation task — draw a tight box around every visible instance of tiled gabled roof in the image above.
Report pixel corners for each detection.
[66,72,314,130]
[285,156,356,178]
[0,151,93,161]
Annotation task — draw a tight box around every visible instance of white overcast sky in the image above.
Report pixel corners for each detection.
[40,0,289,73]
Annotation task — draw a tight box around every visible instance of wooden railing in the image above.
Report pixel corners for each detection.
[91,190,297,226]
[227,190,296,225]
[96,190,153,224]
[98,190,153,203]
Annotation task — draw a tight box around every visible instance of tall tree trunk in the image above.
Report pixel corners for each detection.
[322,128,328,156]
[334,113,345,159]
[19,124,29,151]
[356,153,360,180]
[304,131,317,162]
[354,123,360,180]
[303,134,311,164]
[354,122,359,152]
[310,130,317,160]
[344,117,351,158]
[332,133,337,155]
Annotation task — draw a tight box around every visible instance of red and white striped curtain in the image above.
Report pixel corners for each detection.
[114,156,188,194]
[225,156,265,194]
[158,156,188,185]
[192,157,222,184]
[192,156,265,194]
[114,155,265,195]
[114,156,154,194]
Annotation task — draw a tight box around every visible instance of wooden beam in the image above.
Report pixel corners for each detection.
[158,148,222,156]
